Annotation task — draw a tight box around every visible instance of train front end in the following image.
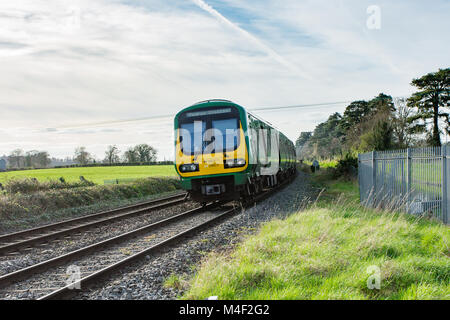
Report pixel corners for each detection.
[174,100,249,203]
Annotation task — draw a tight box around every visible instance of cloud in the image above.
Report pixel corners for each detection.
[0,0,448,159]
[100,128,123,133]
[189,0,308,78]
[57,129,97,135]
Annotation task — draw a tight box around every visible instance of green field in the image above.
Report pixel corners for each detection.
[181,175,449,300]
[0,165,177,185]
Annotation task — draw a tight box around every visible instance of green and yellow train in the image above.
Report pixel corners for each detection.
[174,99,296,203]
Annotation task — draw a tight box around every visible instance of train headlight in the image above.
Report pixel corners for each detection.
[224,158,246,168]
[179,163,199,173]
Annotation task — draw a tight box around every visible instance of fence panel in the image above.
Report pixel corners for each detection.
[358,146,448,224]
[358,152,374,206]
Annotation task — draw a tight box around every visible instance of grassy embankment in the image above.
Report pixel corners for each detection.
[0,175,181,231]
[181,168,449,300]
[0,165,177,185]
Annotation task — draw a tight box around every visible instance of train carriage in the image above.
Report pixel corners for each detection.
[174,99,296,203]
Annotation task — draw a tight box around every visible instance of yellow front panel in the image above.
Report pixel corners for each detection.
[175,124,248,177]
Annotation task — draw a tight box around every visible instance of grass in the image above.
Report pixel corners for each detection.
[304,160,338,169]
[164,274,188,291]
[183,172,449,300]
[0,165,177,185]
[0,189,182,232]
[0,177,181,231]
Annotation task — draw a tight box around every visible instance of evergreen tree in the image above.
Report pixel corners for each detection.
[407,68,449,146]
[340,100,370,132]
[295,132,312,148]
[360,119,393,151]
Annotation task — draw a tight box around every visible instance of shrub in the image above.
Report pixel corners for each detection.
[334,153,358,179]
[0,177,181,220]
[3,178,95,194]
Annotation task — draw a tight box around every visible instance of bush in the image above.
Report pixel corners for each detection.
[3,178,95,194]
[334,154,358,179]
[53,161,174,169]
[0,177,181,220]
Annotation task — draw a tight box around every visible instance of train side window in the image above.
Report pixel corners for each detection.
[246,115,257,159]
[258,125,269,165]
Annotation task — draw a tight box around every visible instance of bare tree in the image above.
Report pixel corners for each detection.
[134,144,157,163]
[104,145,120,164]
[35,151,51,168]
[74,146,91,165]
[123,147,138,163]
[24,150,51,168]
[25,150,38,168]
[8,149,24,168]
[392,97,415,148]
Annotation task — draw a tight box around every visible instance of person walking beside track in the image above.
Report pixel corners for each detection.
[311,160,320,173]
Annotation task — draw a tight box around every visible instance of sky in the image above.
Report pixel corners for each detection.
[0,0,449,160]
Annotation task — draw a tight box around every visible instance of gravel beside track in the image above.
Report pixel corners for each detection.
[0,191,185,235]
[0,201,198,277]
[0,205,228,300]
[74,172,312,300]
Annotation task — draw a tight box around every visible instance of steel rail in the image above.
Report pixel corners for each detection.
[40,206,235,300]
[0,203,218,288]
[0,193,187,255]
[40,175,296,300]
[0,173,295,300]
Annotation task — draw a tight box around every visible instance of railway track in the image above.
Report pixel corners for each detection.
[0,202,227,299]
[0,193,187,256]
[0,177,293,300]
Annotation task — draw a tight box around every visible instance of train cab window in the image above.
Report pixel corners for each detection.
[180,121,206,155]
[212,119,239,152]
[178,106,241,155]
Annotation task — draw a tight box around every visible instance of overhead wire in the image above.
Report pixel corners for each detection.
[51,100,352,130]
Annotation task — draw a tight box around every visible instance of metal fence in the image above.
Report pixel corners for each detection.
[358,146,449,224]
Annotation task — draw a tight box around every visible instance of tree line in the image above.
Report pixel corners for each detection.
[6,150,51,169]
[75,144,158,165]
[296,68,449,160]
[5,143,158,169]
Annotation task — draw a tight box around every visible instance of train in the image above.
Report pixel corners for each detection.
[174,99,296,203]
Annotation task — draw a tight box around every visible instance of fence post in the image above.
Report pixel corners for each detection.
[406,148,411,213]
[442,146,448,224]
[372,151,376,207]
[358,154,362,203]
